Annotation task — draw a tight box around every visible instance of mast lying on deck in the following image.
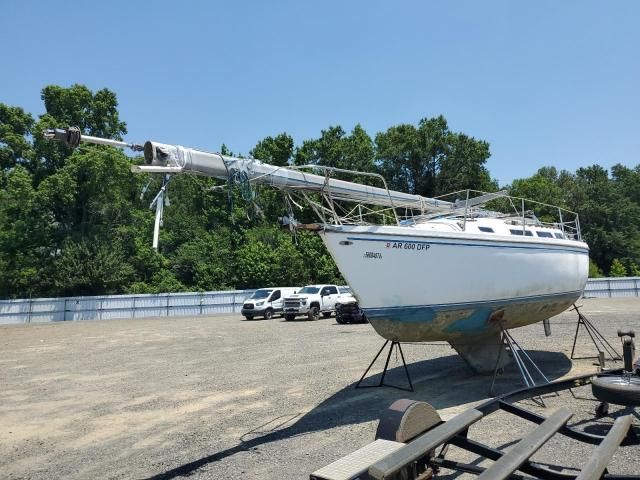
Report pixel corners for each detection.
[45,127,453,212]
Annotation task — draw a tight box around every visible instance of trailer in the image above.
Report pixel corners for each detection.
[311,367,640,480]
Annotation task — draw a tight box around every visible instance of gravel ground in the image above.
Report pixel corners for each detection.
[1,298,639,479]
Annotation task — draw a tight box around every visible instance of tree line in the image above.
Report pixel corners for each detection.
[1,85,638,299]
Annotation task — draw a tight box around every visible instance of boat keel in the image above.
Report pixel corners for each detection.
[449,333,510,374]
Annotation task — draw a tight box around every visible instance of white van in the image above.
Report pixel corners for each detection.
[241,287,300,320]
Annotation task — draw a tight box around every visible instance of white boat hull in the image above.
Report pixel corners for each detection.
[320,225,589,346]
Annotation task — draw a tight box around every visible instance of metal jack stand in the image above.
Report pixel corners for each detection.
[355,340,414,392]
[490,324,550,405]
[570,304,622,362]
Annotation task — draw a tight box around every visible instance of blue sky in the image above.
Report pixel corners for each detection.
[2,0,639,185]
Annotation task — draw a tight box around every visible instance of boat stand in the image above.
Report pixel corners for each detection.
[355,340,414,392]
[570,303,621,362]
[490,324,550,403]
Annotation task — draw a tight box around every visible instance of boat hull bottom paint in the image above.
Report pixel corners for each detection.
[363,292,579,373]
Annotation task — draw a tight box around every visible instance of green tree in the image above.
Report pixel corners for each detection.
[296,125,345,168]
[52,239,134,296]
[0,85,147,297]
[296,231,343,285]
[273,234,307,286]
[130,269,186,294]
[628,263,640,277]
[38,147,139,238]
[343,124,376,173]
[609,258,627,277]
[124,231,174,290]
[236,242,275,288]
[250,133,294,166]
[570,165,640,273]
[509,164,640,275]
[30,84,127,181]
[39,84,126,138]
[508,167,568,221]
[172,230,236,290]
[588,258,603,278]
[295,124,376,173]
[436,133,495,195]
[0,166,49,297]
[0,104,34,171]
[376,115,494,197]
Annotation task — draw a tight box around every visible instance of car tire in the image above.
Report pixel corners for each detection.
[361,314,369,324]
[308,306,320,321]
[591,375,640,407]
[244,315,253,320]
[263,308,274,320]
[284,314,296,321]
[322,312,332,318]
[336,315,345,324]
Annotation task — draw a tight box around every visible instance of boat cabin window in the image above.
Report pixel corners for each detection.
[554,232,565,239]
[510,229,533,236]
[536,231,553,238]
[478,227,494,233]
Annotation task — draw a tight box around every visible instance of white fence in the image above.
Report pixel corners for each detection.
[1,278,639,325]
[582,277,640,298]
[0,290,256,325]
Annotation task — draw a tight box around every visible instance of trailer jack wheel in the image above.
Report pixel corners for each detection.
[592,375,640,407]
[595,401,609,418]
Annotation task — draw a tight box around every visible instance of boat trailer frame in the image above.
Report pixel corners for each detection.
[375,371,638,480]
[312,370,639,480]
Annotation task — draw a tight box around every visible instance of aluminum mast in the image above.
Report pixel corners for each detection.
[44,127,456,248]
[45,128,452,212]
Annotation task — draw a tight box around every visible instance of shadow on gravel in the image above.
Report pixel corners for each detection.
[579,407,640,437]
[144,350,572,480]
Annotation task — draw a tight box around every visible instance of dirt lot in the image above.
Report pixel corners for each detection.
[1,298,639,479]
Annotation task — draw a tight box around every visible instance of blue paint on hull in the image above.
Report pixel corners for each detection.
[362,290,581,341]
[445,307,495,333]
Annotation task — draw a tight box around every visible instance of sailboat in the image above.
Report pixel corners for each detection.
[44,128,589,372]
[318,216,588,372]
